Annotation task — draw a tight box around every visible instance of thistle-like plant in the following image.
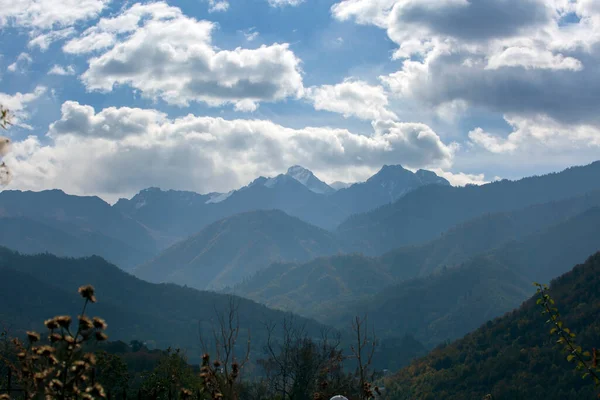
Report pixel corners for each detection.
[6,284,109,399]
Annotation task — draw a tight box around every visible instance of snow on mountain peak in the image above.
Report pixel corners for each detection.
[286,165,312,185]
[285,166,334,194]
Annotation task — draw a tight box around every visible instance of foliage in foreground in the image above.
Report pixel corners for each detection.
[0,282,383,399]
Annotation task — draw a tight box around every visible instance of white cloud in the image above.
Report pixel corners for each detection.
[208,0,229,12]
[306,79,398,121]
[62,2,181,55]
[335,0,600,152]
[75,2,304,111]
[0,0,109,29]
[486,47,583,71]
[4,102,456,199]
[0,86,46,129]
[331,0,396,27]
[430,168,488,186]
[241,28,259,42]
[48,65,76,76]
[268,0,305,7]
[63,29,116,54]
[28,28,76,51]
[469,114,600,154]
[7,52,32,73]
[468,127,518,154]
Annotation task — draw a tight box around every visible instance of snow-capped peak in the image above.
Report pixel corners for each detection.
[285,166,334,194]
[286,165,312,185]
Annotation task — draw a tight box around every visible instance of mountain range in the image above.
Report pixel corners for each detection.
[113,164,449,240]
[2,160,600,389]
[2,161,600,290]
[337,161,600,254]
[234,201,600,339]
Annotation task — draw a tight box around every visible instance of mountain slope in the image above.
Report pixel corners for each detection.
[0,247,327,359]
[338,161,600,254]
[135,209,342,289]
[329,207,600,346]
[384,252,600,400]
[0,217,154,268]
[234,191,600,317]
[0,190,158,268]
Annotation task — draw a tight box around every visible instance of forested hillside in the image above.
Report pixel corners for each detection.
[338,161,600,254]
[135,209,342,289]
[0,247,327,360]
[383,252,600,400]
[235,196,600,326]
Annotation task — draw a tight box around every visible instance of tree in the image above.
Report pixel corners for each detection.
[95,351,130,397]
[350,315,379,400]
[198,296,251,399]
[259,316,351,400]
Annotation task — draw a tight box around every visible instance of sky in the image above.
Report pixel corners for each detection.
[0,0,599,202]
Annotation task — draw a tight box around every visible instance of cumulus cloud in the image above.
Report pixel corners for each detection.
[0,86,46,128]
[331,0,396,27]
[268,0,305,7]
[486,47,583,70]
[7,53,32,73]
[5,102,456,199]
[28,28,76,51]
[333,0,600,155]
[468,128,518,154]
[469,114,600,154]
[48,65,75,76]
[241,27,259,42]
[72,2,303,111]
[0,0,109,29]
[305,79,397,120]
[208,0,229,12]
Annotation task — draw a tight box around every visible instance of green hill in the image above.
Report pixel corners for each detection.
[135,209,341,289]
[383,252,600,400]
[0,247,327,361]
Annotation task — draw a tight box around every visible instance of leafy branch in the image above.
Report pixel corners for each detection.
[534,282,600,393]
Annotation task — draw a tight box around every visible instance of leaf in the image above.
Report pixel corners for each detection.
[582,373,590,379]
[567,354,575,362]
[583,351,591,358]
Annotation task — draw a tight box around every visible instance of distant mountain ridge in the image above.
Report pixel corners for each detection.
[113,164,449,239]
[0,189,158,268]
[338,161,600,254]
[135,209,342,290]
[233,191,600,332]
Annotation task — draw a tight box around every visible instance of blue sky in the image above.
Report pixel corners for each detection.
[1,0,599,201]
